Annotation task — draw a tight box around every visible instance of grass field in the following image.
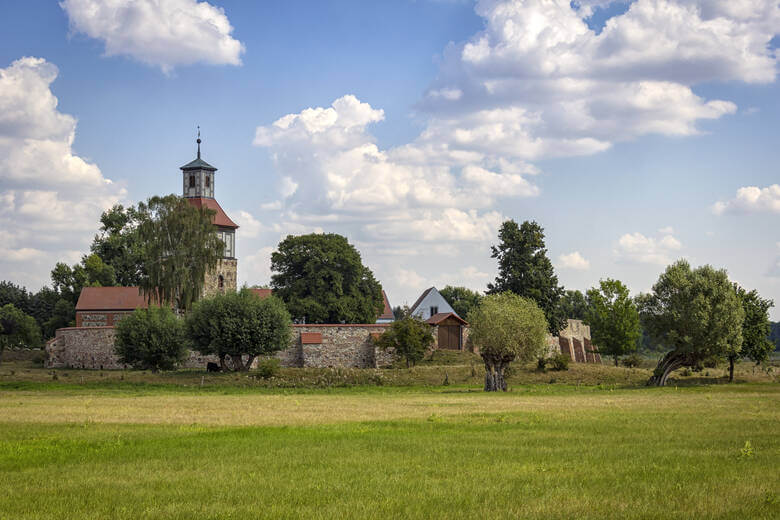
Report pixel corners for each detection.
[0,362,778,519]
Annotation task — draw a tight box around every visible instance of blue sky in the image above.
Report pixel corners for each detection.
[1,0,779,318]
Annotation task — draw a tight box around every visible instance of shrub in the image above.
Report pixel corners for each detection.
[549,353,570,371]
[114,306,186,371]
[255,357,280,379]
[536,357,548,372]
[622,353,643,368]
[186,289,292,372]
[374,317,433,368]
[0,304,41,364]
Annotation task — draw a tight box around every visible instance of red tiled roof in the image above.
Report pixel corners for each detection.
[75,287,151,311]
[250,288,273,300]
[377,290,394,320]
[426,312,468,326]
[187,197,239,229]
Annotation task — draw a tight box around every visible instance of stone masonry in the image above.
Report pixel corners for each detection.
[202,258,238,298]
[47,323,393,370]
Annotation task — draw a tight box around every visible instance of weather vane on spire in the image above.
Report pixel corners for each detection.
[196,126,201,158]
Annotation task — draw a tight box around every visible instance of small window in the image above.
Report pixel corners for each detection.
[430,306,438,316]
[205,175,211,188]
[218,275,224,289]
[189,175,195,188]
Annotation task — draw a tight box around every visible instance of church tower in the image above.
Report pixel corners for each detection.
[181,131,238,297]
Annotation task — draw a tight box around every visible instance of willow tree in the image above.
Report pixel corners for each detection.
[468,292,548,392]
[137,195,223,312]
[638,260,744,386]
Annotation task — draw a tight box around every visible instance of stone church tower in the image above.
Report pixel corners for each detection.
[181,132,238,297]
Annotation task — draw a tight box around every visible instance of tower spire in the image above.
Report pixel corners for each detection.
[197,126,201,159]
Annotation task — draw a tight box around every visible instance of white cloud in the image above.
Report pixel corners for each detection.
[0,57,127,290]
[239,246,274,286]
[61,0,244,73]
[712,185,780,215]
[395,269,427,290]
[558,251,590,270]
[419,0,777,158]
[234,210,262,238]
[614,230,682,265]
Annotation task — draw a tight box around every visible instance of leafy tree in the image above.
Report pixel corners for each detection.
[771,322,780,351]
[584,279,641,366]
[558,289,588,320]
[27,287,60,332]
[0,304,42,364]
[114,306,187,371]
[439,286,482,319]
[374,317,433,368]
[467,292,548,391]
[50,254,117,306]
[271,233,384,324]
[487,220,566,334]
[638,260,744,386]
[392,305,408,320]
[186,289,292,371]
[90,204,145,286]
[137,195,223,312]
[43,299,76,338]
[732,285,774,382]
[0,281,31,312]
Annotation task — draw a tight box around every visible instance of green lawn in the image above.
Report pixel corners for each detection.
[1,382,778,519]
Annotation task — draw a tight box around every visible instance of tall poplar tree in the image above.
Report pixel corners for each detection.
[137,195,223,312]
[487,220,566,334]
[732,285,774,382]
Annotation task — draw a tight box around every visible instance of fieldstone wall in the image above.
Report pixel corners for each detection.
[291,324,393,368]
[203,258,238,298]
[47,323,393,370]
[544,319,601,364]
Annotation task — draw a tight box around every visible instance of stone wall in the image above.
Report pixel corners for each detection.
[47,323,393,370]
[545,319,601,364]
[203,258,238,298]
[76,311,133,327]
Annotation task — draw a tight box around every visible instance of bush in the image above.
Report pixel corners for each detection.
[186,289,292,372]
[114,306,186,371]
[536,357,548,372]
[255,357,280,379]
[622,353,643,368]
[374,317,433,368]
[549,353,570,371]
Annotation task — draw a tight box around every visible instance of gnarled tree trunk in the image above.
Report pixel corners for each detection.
[482,353,514,392]
[648,351,688,386]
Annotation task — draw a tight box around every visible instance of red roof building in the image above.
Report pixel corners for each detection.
[74,286,153,327]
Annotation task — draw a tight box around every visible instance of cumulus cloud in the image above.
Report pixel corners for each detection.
[614,230,682,265]
[0,57,127,289]
[61,0,244,73]
[253,94,526,244]
[712,185,780,215]
[420,0,778,156]
[558,251,590,270]
[234,210,262,238]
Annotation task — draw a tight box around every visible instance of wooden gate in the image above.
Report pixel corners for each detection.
[437,325,461,350]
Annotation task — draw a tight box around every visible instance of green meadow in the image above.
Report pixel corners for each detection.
[0,363,778,519]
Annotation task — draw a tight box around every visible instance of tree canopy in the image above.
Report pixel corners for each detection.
[558,289,588,321]
[468,292,548,391]
[114,306,187,371]
[185,289,292,371]
[439,286,483,319]
[89,204,146,286]
[137,195,223,312]
[374,316,433,368]
[638,260,744,386]
[584,279,641,366]
[0,304,42,362]
[270,233,384,324]
[732,285,774,381]
[487,220,566,334]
